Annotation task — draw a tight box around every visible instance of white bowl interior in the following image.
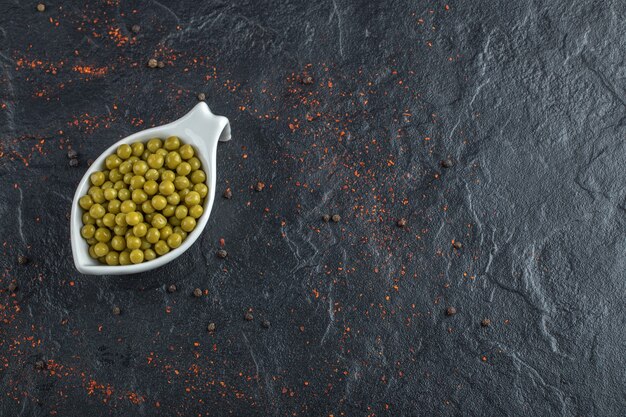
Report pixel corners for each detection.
[70,102,230,275]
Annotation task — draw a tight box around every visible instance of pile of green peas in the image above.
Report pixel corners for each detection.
[78,137,208,265]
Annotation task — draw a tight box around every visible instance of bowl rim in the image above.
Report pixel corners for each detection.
[70,102,230,275]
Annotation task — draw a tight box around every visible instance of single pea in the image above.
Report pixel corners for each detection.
[176,162,191,176]
[159,180,175,196]
[193,183,207,197]
[147,138,163,153]
[126,211,143,226]
[133,160,149,176]
[82,212,96,225]
[140,238,151,249]
[141,200,155,214]
[89,204,106,219]
[133,222,148,237]
[104,188,118,201]
[120,200,136,213]
[119,251,131,265]
[131,142,144,157]
[105,251,120,266]
[146,227,160,244]
[154,240,170,255]
[117,144,132,159]
[144,248,157,261]
[151,213,167,229]
[113,224,127,236]
[86,237,98,245]
[145,168,159,181]
[161,170,176,182]
[95,218,104,227]
[178,189,190,199]
[90,188,105,204]
[105,154,122,169]
[147,153,164,169]
[111,235,126,251]
[143,180,158,196]
[102,170,111,179]
[88,245,98,259]
[132,189,148,204]
[90,171,105,186]
[128,156,139,163]
[118,188,131,201]
[108,199,121,214]
[188,157,201,171]
[151,195,167,210]
[123,172,133,184]
[190,170,206,184]
[120,161,133,175]
[181,216,196,232]
[130,249,144,264]
[141,150,151,161]
[173,226,188,240]
[169,216,181,226]
[109,169,122,182]
[102,213,116,228]
[101,181,114,190]
[79,195,94,210]
[184,191,201,207]
[114,180,125,190]
[115,213,127,226]
[175,205,188,219]
[160,225,173,240]
[189,205,203,219]
[167,192,180,205]
[164,136,180,150]
[130,175,146,190]
[162,205,176,217]
[93,242,109,257]
[167,233,182,249]
[166,151,182,169]
[174,176,190,190]
[179,144,195,160]
[145,213,154,223]
[81,224,96,239]
[126,235,141,250]
[94,227,111,242]
[156,148,168,157]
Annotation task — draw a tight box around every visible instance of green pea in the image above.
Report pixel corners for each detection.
[141,200,155,214]
[174,176,189,190]
[132,189,148,204]
[109,169,123,182]
[101,181,113,190]
[117,144,132,159]
[167,233,182,249]
[190,170,206,184]
[176,162,191,176]
[160,225,173,240]
[105,154,122,169]
[90,188,105,204]
[79,195,94,210]
[111,236,126,251]
[104,188,117,201]
[188,157,201,171]
[88,245,97,259]
[95,218,104,227]
[141,150,151,161]
[189,205,203,219]
[89,204,106,219]
[166,192,180,205]
[178,189,190,199]
[193,183,208,198]
[181,216,196,232]
[81,224,96,239]
[173,226,188,240]
[143,180,158,196]
[133,222,148,237]
[131,142,144,157]
[118,189,131,201]
[147,138,163,153]
[119,160,133,174]
[175,205,188,219]
[90,171,105,186]
[93,242,109,257]
[120,200,136,213]
[184,191,201,207]
[151,213,167,229]
[114,181,125,190]
[119,251,131,265]
[179,144,195,160]
[154,240,170,255]
[126,211,143,226]
[144,248,157,261]
[161,170,176,182]
[140,238,151,250]
[102,213,116,228]
[105,251,120,265]
[162,205,176,217]
[159,180,175,196]
[95,227,111,242]
[113,225,127,236]
[128,156,139,163]
[166,151,181,169]
[108,199,121,214]
[147,153,164,169]
[115,213,127,226]
[130,175,145,190]
[126,236,141,250]
[130,249,144,264]
[133,160,148,176]
[151,195,167,211]
[82,213,95,225]
[145,168,159,181]
[169,216,181,226]
[146,227,160,244]
[164,136,180,150]
[156,148,168,157]
[123,172,133,184]
[86,237,98,246]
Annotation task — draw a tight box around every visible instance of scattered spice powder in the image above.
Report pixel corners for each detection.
[301,74,314,85]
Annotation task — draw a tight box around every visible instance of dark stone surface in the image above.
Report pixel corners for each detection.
[0,0,623,416]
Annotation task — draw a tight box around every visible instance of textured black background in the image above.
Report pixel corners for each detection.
[0,0,623,416]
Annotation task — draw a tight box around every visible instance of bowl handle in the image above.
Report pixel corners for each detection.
[176,102,231,145]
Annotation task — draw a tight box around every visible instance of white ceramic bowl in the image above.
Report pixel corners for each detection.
[70,102,231,275]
